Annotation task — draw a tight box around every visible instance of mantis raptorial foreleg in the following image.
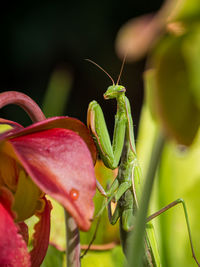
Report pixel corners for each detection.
[87,100,126,170]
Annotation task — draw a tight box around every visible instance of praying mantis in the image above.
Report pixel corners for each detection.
[86,59,200,266]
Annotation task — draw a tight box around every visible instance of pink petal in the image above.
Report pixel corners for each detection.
[17,222,29,245]
[30,197,52,267]
[0,118,23,130]
[5,128,96,231]
[0,203,31,267]
[0,116,97,164]
[0,186,16,219]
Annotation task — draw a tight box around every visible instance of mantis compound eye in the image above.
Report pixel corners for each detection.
[118,88,126,93]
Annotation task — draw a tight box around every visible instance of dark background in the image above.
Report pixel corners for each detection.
[0,0,163,137]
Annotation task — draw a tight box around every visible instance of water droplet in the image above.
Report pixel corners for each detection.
[70,188,79,200]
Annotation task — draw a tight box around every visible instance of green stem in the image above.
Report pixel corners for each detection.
[127,131,165,267]
[64,210,81,267]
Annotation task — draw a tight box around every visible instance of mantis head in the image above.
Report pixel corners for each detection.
[103,85,126,99]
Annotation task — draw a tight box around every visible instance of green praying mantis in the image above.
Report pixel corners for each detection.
[86,59,200,266]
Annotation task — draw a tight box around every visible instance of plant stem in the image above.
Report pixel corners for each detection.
[0,91,46,123]
[64,209,81,267]
[127,131,165,267]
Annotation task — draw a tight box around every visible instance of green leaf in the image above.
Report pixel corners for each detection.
[42,67,73,117]
[157,131,200,267]
[171,0,200,22]
[137,101,200,266]
[41,245,64,267]
[182,24,200,108]
[81,246,125,267]
[143,69,158,121]
[153,33,200,145]
[127,131,164,267]
[48,197,66,250]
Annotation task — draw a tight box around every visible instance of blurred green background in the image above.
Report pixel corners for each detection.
[0,0,163,135]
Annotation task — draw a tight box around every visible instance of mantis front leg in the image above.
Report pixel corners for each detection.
[87,99,133,216]
[87,100,126,190]
[87,100,127,170]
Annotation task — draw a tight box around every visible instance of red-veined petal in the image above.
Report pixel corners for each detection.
[17,221,29,245]
[0,116,97,164]
[0,203,31,267]
[3,128,96,230]
[0,186,16,218]
[30,197,52,267]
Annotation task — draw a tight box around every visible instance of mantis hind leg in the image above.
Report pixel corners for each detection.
[95,180,131,219]
[108,187,135,232]
[147,198,200,267]
[107,198,134,232]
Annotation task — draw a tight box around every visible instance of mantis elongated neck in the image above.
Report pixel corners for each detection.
[116,93,126,114]
[117,94,137,154]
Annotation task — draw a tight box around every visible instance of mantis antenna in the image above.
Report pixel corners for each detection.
[116,54,127,85]
[85,59,115,85]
